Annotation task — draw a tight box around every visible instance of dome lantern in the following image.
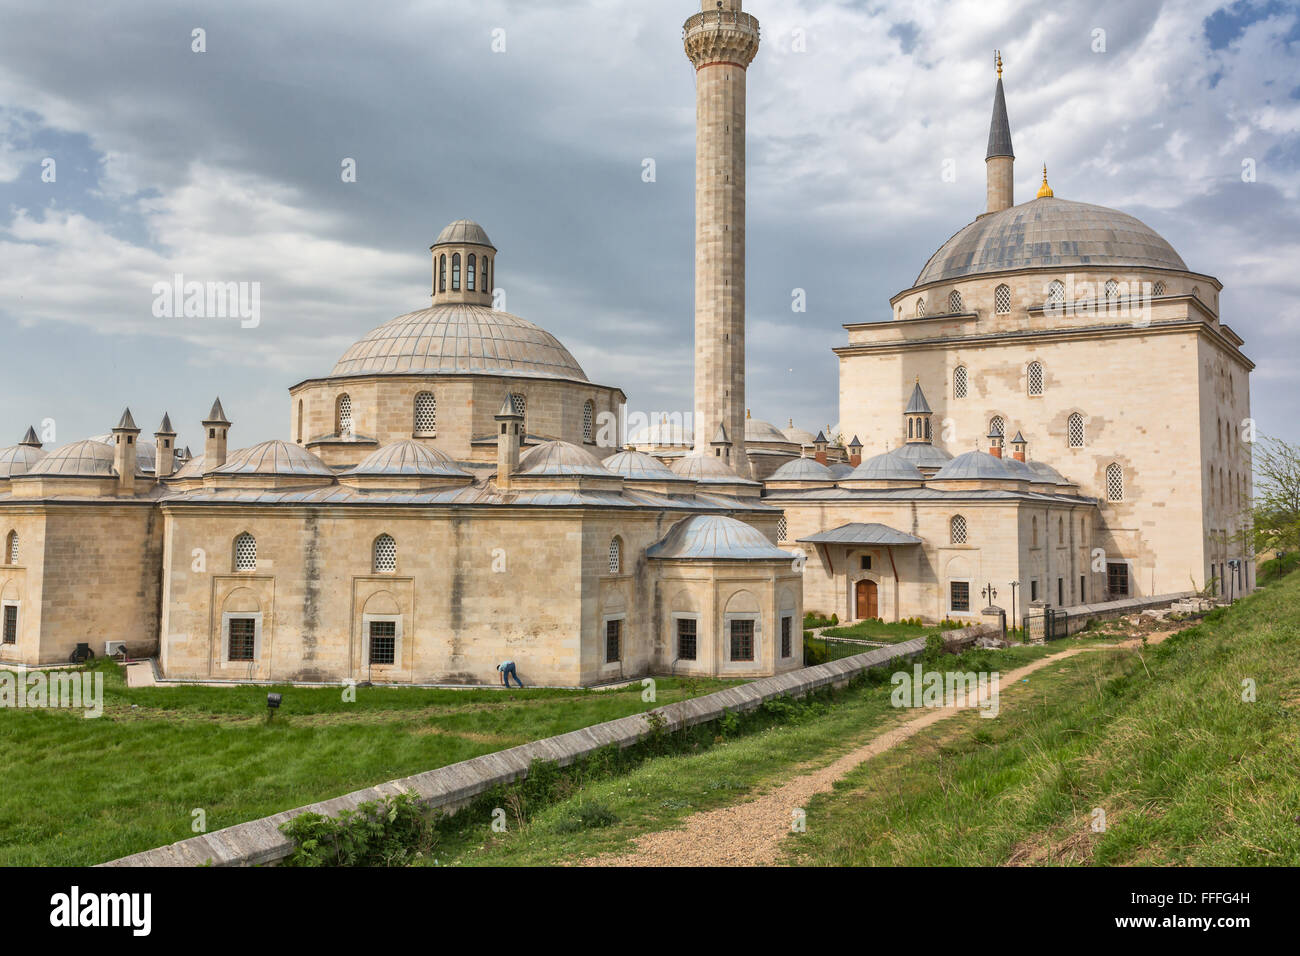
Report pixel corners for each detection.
[430,219,496,308]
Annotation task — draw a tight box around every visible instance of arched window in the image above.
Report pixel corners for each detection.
[1105,279,1120,303]
[994,284,1012,314]
[482,256,490,295]
[1106,463,1124,502]
[234,533,257,572]
[1027,361,1045,396]
[582,400,594,443]
[439,255,447,292]
[451,254,461,291]
[608,536,622,575]
[1153,280,1166,296]
[467,253,476,291]
[336,394,352,435]
[916,298,927,317]
[989,416,1005,439]
[509,393,526,420]
[777,515,787,541]
[950,515,968,545]
[908,419,914,439]
[948,290,963,313]
[953,365,968,399]
[924,418,932,441]
[414,392,437,436]
[1046,280,1065,311]
[1068,413,1086,448]
[5,530,17,565]
[373,534,396,573]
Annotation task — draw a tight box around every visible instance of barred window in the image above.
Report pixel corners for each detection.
[781,616,793,658]
[373,534,396,573]
[1106,463,1124,502]
[414,392,437,435]
[368,620,396,665]
[608,536,622,574]
[1068,413,1086,448]
[677,618,697,661]
[729,619,755,661]
[2,604,16,644]
[5,531,16,565]
[1105,279,1120,301]
[1153,280,1165,296]
[605,619,621,663]
[509,393,526,419]
[467,253,476,292]
[777,515,787,541]
[1046,280,1065,311]
[954,365,968,399]
[994,284,1012,314]
[583,401,594,443]
[989,416,1005,439]
[234,533,257,572]
[227,618,256,661]
[950,581,970,613]
[916,298,927,317]
[951,515,968,545]
[948,290,963,313]
[1028,362,1045,396]
[336,393,352,434]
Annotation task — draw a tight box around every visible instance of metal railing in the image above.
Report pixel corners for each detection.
[683,10,761,38]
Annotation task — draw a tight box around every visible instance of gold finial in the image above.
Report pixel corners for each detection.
[1037,163,1054,199]
[995,50,1003,79]
[915,375,920,384]
[746,408,751,419]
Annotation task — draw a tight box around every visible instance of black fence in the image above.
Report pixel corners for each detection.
[1023,608,1070,642]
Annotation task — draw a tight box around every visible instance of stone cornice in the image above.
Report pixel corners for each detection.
[683,10,760,69]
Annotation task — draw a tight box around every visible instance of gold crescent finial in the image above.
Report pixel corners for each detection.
[995,50,1003,78]
[1037,163,1054,198]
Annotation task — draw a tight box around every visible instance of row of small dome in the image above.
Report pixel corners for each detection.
[628,416,842,451]
[0,431,189,480]
[769,445,1068,486]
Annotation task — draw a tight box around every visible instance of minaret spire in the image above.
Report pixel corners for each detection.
[985,51,1015,215]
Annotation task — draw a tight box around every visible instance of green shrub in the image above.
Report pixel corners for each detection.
[280,792,438,867]
[803,636,830,666]
[1259,552,1300,585]
[553,801,618,834]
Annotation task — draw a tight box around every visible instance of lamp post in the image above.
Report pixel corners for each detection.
[1008,581,1020,637]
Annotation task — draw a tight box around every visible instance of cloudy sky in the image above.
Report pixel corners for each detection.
[1,0,1297,455]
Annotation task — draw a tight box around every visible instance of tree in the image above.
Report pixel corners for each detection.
[1251,435,1300,557]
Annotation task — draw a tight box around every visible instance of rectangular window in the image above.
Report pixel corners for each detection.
[1030,579,1039,602]
[860,555,872,571]
[605,619,621,664]
[1058,578,1064,606]
[368,620,396,665]
[676,618,697,661]
[1107,562,1130,598]
[2,605,16,645]
[227,618,256,662]
[781,616,792,658]
[1080,575,1086,603]
[729,619,754,661]
[950,581,970,613]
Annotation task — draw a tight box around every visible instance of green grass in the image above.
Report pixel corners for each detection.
[821,619,943,643]
[784,572,1300,866]
[0,667,734,866]
[1258,550,1299,585]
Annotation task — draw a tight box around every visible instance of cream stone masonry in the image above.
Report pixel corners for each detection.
[686,0,760,477]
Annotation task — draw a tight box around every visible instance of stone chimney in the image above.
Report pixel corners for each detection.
[203,397,230,471]
[112,408,140,495]
[495,395,523,490]
[813,430,828,466]
[1010,431,1028,463]
[155,412,177,479]
[849,435,863,468]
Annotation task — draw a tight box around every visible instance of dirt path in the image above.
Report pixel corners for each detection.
[583,633,1172,867]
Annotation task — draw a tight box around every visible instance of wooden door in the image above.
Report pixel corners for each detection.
[855,579,878,620]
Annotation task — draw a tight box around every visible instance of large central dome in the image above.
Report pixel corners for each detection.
[330,303,589,382]
[915,196,1187,286]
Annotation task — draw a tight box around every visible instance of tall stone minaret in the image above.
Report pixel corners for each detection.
[985,51,1015,215]
[684,0,760,477]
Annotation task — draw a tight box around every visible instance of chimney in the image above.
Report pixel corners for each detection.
[849,435,863,468]
[710,422,733,462]
[203,397,231,471]
[812,430,828,466]
[112,408,141,495]
[155,412,177,479]
[18,426,42,449]
[1011,431,1028,463]
[495,395,523,490]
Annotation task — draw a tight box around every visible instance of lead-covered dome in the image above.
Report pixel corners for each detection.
[0,443,47,478]
[915,196,1187,286]
[330,304,589,382]
[647,515,789,561]
[343,440,471,479]
[26,439,128,478]
[769,457,834,481]
[602,449,679,480]
[516,440,612,478]
[433,219,494,248]
[213,440,334,477]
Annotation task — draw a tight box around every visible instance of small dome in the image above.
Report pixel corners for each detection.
[783,423,818,447]
[891,442,954,470]
[516,440,613,477]
[0,444,48,479]
[847,451,925,482]
[26,439,126,478]
[344,440,471,479]
[669,453,759,486]
[827,462,855,479]
[769,457,834,481]
[433,219,495,248]
[213,441,334,477]
[647,515,789,561]
[1002,456,1037,481]
[169,454,207,481]
[744,417,790,444]
[932,450,1016,481]
[602,450,679,480]
[331,304,588,382]
[915,196,1188,286]
[628,419,692,447]
[1028,460,1068,483]
[90,434,158,473]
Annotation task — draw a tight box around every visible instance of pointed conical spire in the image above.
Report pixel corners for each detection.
[19,426,41,448]
[496,394,522,419]
[711,422,731,445]
[157,412,175,435]
[114,407,139,432]
[204,398,230,424]
[905,381,932,415]
[986,55,1014,160]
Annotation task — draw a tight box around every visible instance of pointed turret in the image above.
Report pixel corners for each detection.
[155,412,177,479]
[18,426,41,449]
[985,51,1015,215]
[812,429,828,465]
[905,380,934,445]
[494,394,524,490]
[988,418,1005,458]
[203,397,230,471]
[1010,430,1028,462]
[112,407,141,494]
[848,435,863,468]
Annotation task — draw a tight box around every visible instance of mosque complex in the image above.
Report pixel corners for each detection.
[0,2,1253,686]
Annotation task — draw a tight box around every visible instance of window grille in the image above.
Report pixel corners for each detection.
[1106,463,1124,502]
[1028,362,1045,396]
[608,537,622,574]
[777,516,787,541]
[950,582,970,613]
[677,618,697,661]
[781,617,792,658]
[336,394,352,434]
[954,366,968,399]
[510,393,526,419]
[234,534,257,572]
[1046,281,1065,310]
[1068,413,1086,448]
[414,393,437,435]
[5,532,16,565]
[948,290,962,313]
[995,284,1012,314]
[730,619,755,661]
[368,620,396,665]
[374,535,396,573]
[2,605,16,644]
[916,298,927,317]
[605,619,621,663]
[583,402,594,443]
[951,515,968,545]
[228,618,256,661]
